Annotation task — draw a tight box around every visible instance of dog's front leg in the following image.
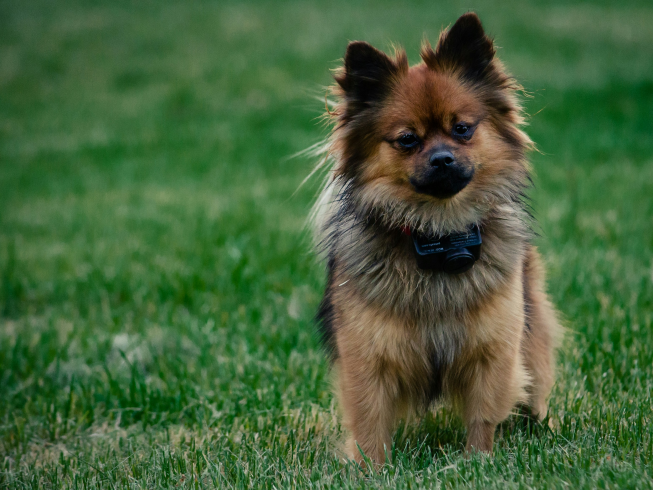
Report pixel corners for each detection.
[456,336,528,454]
[448,271,530,454]
[337,354,399,465]
[330,283,406,465]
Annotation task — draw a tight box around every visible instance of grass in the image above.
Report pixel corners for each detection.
[1,0,652,488]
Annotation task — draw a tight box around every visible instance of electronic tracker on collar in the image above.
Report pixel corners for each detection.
[411,224,482,274]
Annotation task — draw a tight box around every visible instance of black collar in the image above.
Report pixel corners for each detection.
[408,224,482,274]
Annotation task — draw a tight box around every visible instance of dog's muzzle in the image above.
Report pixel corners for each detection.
[410,150,474,198]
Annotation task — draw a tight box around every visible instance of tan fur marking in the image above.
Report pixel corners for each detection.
[332,280,431,463]
[521,246,562,419]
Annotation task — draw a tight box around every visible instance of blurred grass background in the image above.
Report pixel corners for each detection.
[1,0,652,488]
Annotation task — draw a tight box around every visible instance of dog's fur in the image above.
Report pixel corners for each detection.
[310,13,561,464]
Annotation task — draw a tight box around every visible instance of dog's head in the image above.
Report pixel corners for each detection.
[330,13,532,232]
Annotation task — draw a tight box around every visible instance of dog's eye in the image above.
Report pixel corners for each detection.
[453,124,470,136]
[397,133,419,149]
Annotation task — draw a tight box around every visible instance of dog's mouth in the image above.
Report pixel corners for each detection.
[410,165,475,199]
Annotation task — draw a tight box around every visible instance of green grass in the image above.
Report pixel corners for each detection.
[1,0,652,488]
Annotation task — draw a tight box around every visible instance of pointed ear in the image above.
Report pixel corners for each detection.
[422,12,495,81]
[336,41,403,107]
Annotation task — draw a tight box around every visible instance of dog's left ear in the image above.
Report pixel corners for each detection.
[422,12,495,82]
[336,41,405,109]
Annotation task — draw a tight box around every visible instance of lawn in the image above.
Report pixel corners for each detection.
[1,0,652,488]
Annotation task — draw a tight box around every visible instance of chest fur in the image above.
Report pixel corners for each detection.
[330,217,526,323]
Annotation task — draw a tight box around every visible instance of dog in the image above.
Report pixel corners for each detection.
[309,12,561,464]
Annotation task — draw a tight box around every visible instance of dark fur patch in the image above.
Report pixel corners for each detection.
[316,255,338,360]
[432,12,495,82]
[336,41,397,109]
[336,41,407,115]
[426,351,445,406]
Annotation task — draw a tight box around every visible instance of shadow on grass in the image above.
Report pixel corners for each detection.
[391,409,465,467]
[388,406,554,467]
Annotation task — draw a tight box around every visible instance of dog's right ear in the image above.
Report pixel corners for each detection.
[335,41,403,109]
[422,12,495,82]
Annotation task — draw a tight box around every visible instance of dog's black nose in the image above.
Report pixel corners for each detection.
[429,151,455,168]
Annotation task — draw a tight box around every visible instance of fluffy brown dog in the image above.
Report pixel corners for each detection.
[310,12,561,464]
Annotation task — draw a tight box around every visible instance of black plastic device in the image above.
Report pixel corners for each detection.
[412,224,482,274]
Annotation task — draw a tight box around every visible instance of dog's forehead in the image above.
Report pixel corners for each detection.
[384,65,483,131]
